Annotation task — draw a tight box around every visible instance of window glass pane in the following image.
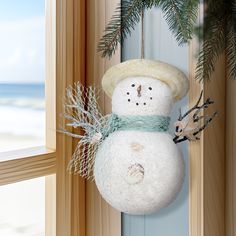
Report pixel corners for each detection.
[0,0,45,152]
[0,177,45,236]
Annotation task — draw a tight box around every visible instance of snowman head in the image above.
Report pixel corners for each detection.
[112,76,173,116]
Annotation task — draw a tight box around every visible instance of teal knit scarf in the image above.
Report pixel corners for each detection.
[103,114,170,137]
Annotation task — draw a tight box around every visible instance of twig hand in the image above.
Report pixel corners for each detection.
[173,90,217,144]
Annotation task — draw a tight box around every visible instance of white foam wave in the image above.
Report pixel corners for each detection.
[0,97,44,110]
[0,106,45,138]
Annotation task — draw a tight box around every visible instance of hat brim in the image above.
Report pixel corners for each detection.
[102,59,189,101]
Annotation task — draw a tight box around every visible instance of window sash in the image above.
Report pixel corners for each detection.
[0,147,55,185]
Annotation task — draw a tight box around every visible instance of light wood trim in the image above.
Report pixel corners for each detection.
[46,0,56,151]
[189,39,204,236]
[0,147,56,185]
[56,0,86,236]
[203,56,226,236]
[46,174,56,236]
[86,1,121,236]
[71,1,86,235]
[225,42,236,236]
[189,4,226,236]
[45,0,56,235]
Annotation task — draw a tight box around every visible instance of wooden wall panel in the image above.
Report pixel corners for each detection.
[189,39,204,236]
[189,6,226,236]
[226,71,236,236]
[190,61,226,236]
[225,25,236,235]
[203,57,226,236]
[56,0,86,236]
[86,1,121,236]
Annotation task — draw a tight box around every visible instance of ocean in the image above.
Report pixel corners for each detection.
[0,83,45,152]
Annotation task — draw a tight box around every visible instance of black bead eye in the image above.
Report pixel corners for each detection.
[136,103,139,106]
[150,97,153,100]
[127,92,130,95]
[149,87,152,90]
[131,84,135,87]
[143,103,146,105]
[128,99,130,102]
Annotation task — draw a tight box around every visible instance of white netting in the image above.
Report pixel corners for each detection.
[62,82,110,180]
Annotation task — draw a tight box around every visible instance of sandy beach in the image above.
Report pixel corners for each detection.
[0,134,44,153]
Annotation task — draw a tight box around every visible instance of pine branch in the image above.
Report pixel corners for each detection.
[226,0,236,79]
[98,0,149,58]
[232,0,236,29]
[195,15,226,81]
[226,22,236,79]
[98,0,236,82]
[158,0,198,45]
[98,0,198,58]
[194,0,236,81]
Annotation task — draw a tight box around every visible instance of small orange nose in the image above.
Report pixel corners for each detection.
[137,85,142,97]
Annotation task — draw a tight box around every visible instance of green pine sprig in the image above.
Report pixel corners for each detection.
[196,0,236,80]
[226,22,236,79]
[158,0,198,45]
[98,0,198,58]
[195,15,226,81]
[97,0,148,58]
[98,0,236,81]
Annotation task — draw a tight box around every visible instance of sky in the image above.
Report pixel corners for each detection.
[0,0,45,84]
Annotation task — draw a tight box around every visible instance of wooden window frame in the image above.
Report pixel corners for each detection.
[2,1,228,236]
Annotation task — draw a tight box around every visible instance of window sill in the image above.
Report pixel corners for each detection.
[0,146,56,185]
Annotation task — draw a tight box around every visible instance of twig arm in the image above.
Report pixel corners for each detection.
[173,91,217,144]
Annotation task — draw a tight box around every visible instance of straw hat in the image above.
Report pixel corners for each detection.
[102,59,189,101]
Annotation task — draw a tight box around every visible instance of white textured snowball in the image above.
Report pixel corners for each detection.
[112,77,173,116]
[94,131,185,214]
[94,76,185,215]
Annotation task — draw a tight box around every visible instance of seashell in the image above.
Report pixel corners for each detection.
[126,163,144,185]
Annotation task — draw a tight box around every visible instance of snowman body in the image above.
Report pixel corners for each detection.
[94,77,185,215]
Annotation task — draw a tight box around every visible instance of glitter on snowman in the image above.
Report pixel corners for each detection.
[63,59,216,215]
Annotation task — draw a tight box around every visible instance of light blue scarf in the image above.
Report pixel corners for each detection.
[100,114,170,140]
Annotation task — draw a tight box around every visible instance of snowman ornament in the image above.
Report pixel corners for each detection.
[65,59,189,215]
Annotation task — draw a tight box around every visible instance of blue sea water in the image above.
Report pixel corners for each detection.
[0,83,44,98]
[0,83,45,110]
